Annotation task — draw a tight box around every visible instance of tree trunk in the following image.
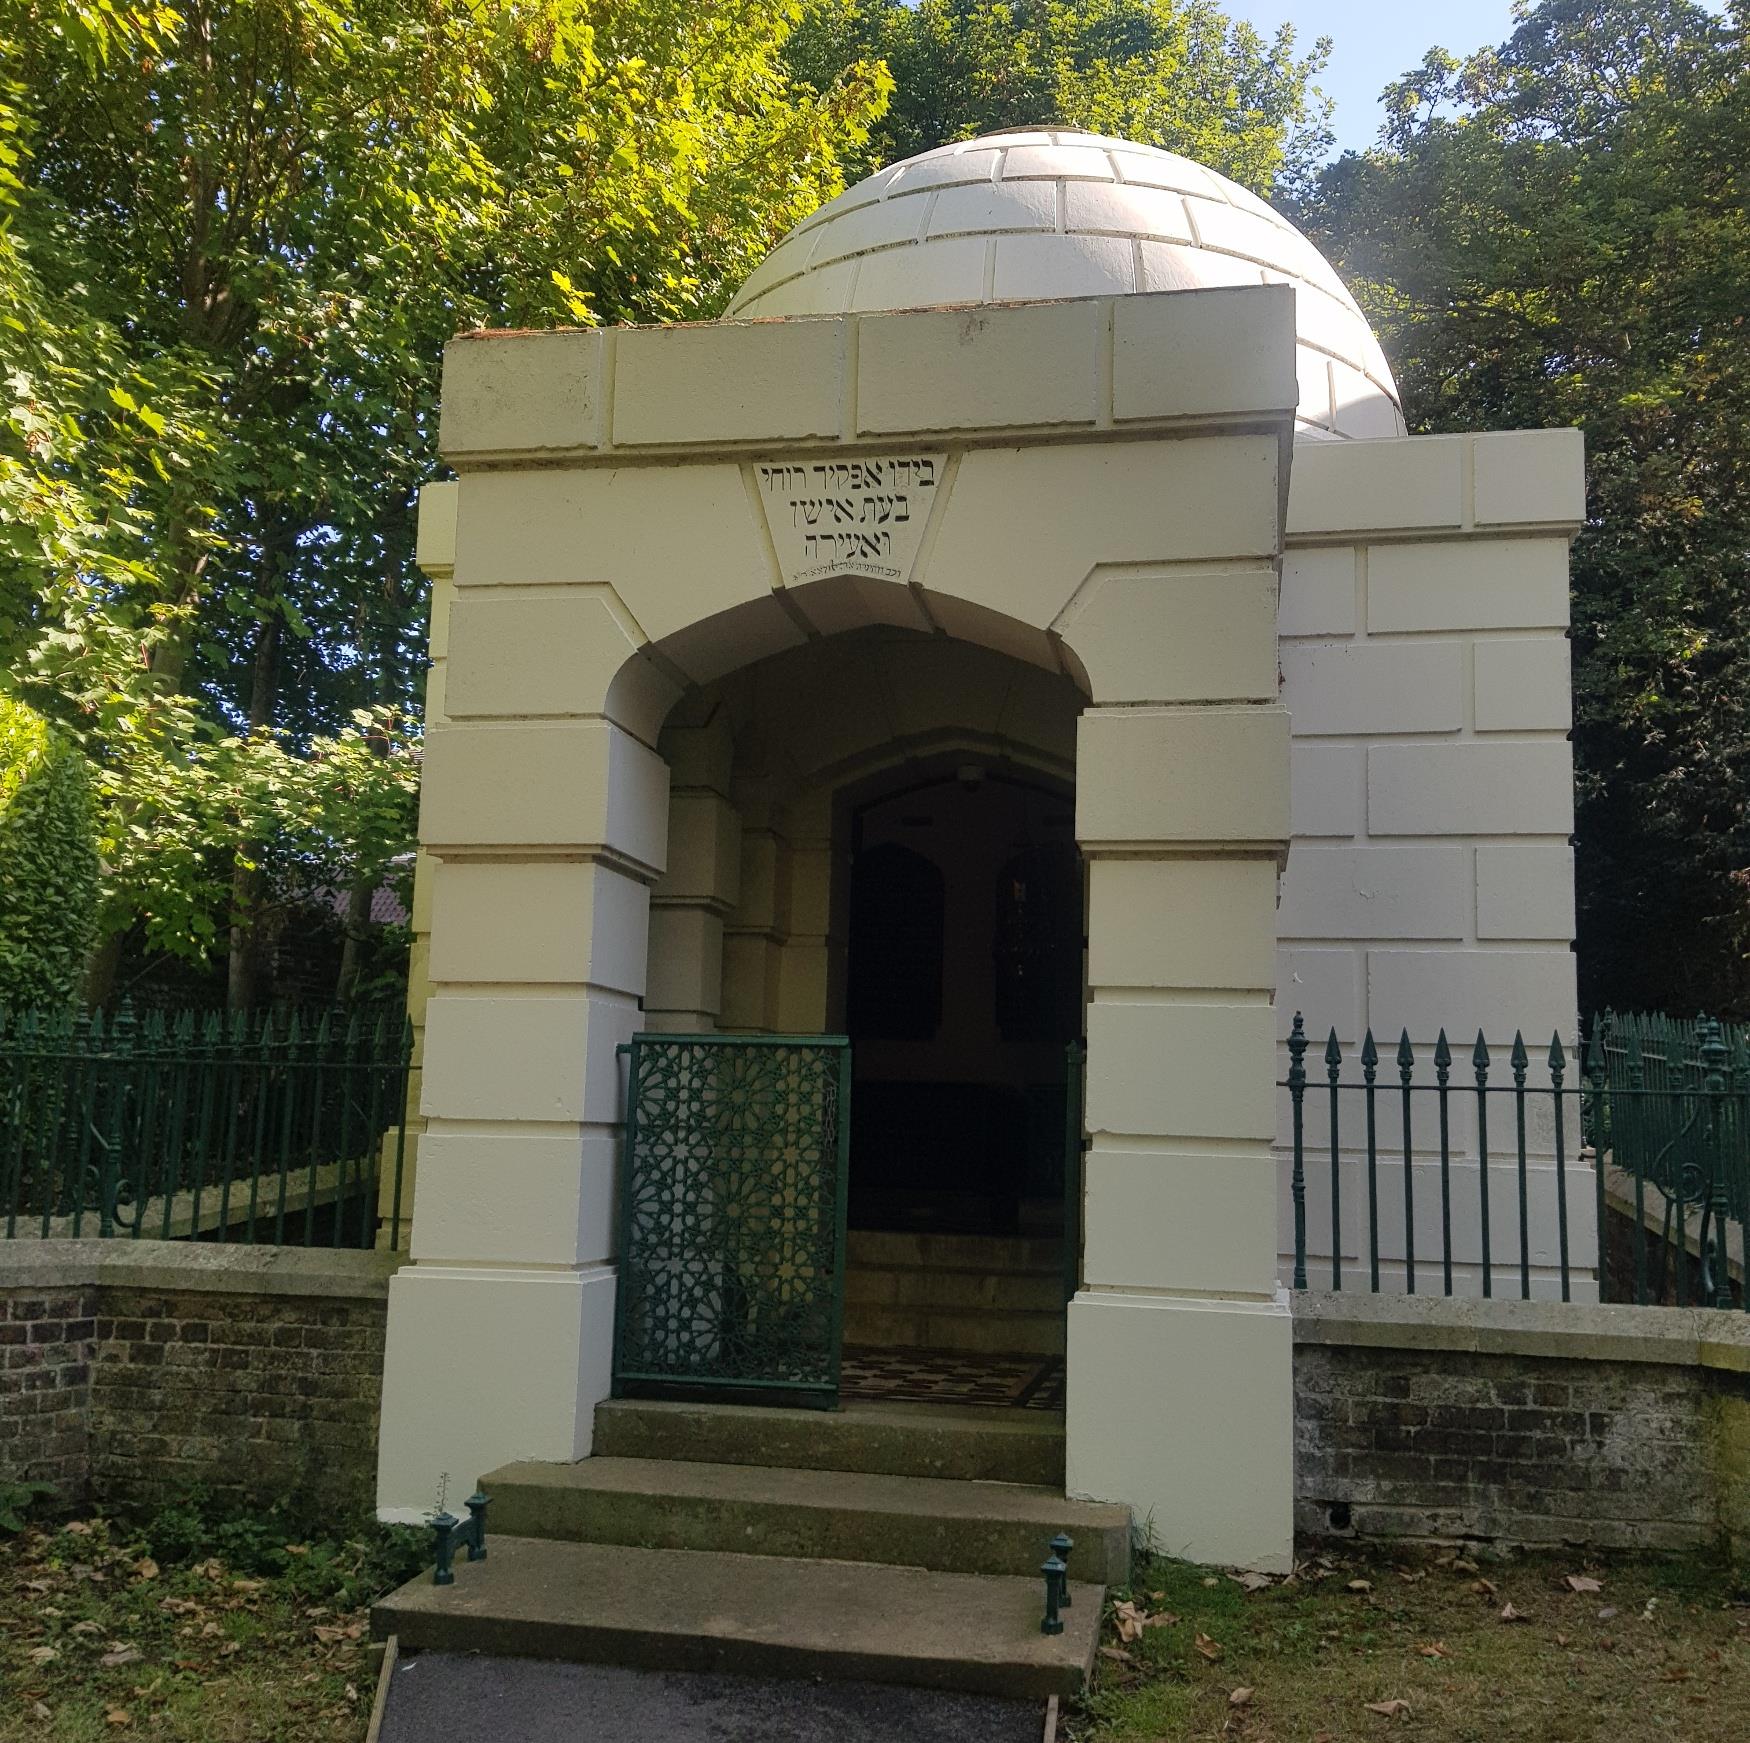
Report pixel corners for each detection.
[335,880,373,1006]
[227,610,282,1011]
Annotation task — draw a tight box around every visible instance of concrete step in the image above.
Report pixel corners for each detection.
[843,1302,1067,1356]
[594,1397,1066,1486]
[374,1536,1102,1699]
[845,1264,1064,1314]
[847,1230,1061,1274]
[479,1456,1129,1584]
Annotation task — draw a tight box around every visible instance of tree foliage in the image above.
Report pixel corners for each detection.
[0,698,100,1006]
[1303,0,1750,1017]
[788,0,1333,196]
[0,0,886,1003]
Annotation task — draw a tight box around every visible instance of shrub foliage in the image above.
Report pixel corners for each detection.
[0,697,100,1004]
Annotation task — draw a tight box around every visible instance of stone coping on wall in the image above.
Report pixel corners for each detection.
[1294,1288,1750,1375]
[0,1239,404,1301]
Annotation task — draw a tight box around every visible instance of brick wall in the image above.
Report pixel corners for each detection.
[2,1285,96,1505]
[1295,1293,1750,1555]
[1,1244,398,1518]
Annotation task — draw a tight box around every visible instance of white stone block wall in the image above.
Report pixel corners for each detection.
[1274,431,1589,1298]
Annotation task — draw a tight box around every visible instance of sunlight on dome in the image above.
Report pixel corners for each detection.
[727,128,1404,442]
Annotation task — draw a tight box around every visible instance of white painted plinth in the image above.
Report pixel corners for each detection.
[376,1263,616,1520]
[1065,1287,1294,1573]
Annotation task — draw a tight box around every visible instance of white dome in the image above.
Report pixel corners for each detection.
[728,129,1403,442]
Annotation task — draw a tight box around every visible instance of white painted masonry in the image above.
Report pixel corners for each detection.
[377,129,1586,1572]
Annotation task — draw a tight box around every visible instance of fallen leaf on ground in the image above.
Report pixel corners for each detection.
[1441,1555,1479,1573]
[1416,1641,1449,1658]
[1098,1646,1134,1665]
[1397,1569,1426,1584]
[1556,1633,1570,1647]
[1348,1579,1373,1593]
[103,1710,131,1729]
[1565,1574,1603,1593]
[31,1703,51,1722]
[64,1521,93,1536]
[1202,1576,1220,1588]
[1642,1599,1660,1621]
[1194,1632,1224,1662]
[101,1647,142,1668]
[1597,1607,1618,1621]
[27,1647,58,1665]
[1365,1699,1412,1718]
[71,1621,102,1638]
[1500,1604,1528,1623]
[1471,1578,1499,1597]
[1229,1687,1254,1707]
[1111,1600,1147,1643]
[1230,1571,1273,1592]
[133,1559,158,1581]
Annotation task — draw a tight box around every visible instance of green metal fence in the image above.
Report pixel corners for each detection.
[1284,1011,1748,1310]
[0,1002,412,1249]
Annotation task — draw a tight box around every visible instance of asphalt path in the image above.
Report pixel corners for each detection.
[377,1651,1044,1742]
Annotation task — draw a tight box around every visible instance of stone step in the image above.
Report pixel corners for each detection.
[846,1230,1062,1274]
[373,1536,1101,1700]
[479,1457,1129,1585]
[594,1397,1066,1486]
[843,1301,1067,1356]
[845,1263,1064,1314]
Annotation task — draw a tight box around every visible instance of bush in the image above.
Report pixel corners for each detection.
[0,696,100,1005]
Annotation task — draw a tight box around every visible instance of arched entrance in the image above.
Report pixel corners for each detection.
[624,629,1087,1404]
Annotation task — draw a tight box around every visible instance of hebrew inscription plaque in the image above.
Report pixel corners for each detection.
[756,454,943,588]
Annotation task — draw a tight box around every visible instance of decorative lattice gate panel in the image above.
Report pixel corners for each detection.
[612,1034,852,1406]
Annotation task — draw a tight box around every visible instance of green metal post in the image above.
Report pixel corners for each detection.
[1434,1031,1453,1296]
[1473,1034,1492,1299]
[1549,1035,1570,1302]
[1325,1030,1342,1291]
[1512,1032,1530,1300]
[1286,1016,1308,1291]
[1361,1031,1379,1292]
[1397,1031,1416,1295]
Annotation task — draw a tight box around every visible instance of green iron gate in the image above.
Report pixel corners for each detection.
[611,1033,852,1407]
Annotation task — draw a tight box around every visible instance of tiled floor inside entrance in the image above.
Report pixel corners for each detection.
[840,1346,1065,1411]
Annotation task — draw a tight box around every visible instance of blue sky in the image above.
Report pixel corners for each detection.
[1223,1,1520,154]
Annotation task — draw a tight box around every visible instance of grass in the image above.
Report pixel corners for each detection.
[7,1501,1747,1741]
[0,1501,425,1741]
[1072,1542,1750,1743]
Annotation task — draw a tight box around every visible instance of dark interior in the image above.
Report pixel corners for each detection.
[843,769,1082,1233]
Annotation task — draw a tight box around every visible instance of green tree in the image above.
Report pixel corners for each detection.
[2,0,887,1004]
[788,0,1332,195]
[0,698,100,1006]
[1303,0,1750,1017]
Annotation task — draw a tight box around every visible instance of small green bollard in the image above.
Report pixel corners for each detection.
[431,1490,491,1586]
[1041,1553,1066,1636]
[1050,1532,1074,1607]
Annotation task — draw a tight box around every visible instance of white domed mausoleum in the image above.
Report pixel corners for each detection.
[728,129,1404,443]
[375,129,1587,1592]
